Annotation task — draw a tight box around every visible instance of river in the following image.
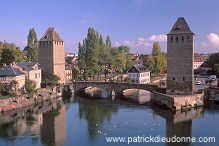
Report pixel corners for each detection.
[0,89,218,146]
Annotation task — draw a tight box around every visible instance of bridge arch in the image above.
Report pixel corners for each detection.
[73,81,159,97]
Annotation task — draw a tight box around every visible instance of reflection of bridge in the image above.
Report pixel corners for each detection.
[73,81,159,96]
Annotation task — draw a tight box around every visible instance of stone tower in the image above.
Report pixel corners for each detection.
[38,28,65,84]
[166,17,194,95]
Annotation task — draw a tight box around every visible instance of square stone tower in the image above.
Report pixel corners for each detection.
[166,17,194,95]
[38,28,65,84]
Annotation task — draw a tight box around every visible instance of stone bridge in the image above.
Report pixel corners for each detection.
[73,81,159,96]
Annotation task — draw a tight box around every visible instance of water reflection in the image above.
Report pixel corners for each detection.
[77,97,118,141]
[123,89,151,104]
[0,100,67,146]
[153,107,203,146]
[0,89,218,146]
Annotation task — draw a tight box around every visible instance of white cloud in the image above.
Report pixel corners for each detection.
[114,42,121,47]
[201,33,219,48]
[137,37,145,41]
[136,41,152,47]
[207,33,219,47]
[147,34,167,42]
[123,41,135,47]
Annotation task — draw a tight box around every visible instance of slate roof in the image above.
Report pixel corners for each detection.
[0,65,25,76]
[168,17,194,35]
[39,27,64,42]
[15,62,41,71]
[127,65,150,73]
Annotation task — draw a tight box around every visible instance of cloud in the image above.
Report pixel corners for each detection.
[207,33,219,47]
[202,33,219,48]
[80,15,100,24]
[136,41,152,47]
[137,37,145,41]
[114,42,121,47]
[123,41,135,47]
[147,34,167,42]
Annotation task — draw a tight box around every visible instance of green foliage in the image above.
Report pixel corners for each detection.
[124,77,132,83]
[0,82,7,94]
[78,27,133,80]
[0,41,22,65]
[143,42,167,76]
[28,92,34,98]
[25,79,36,93]
[26,28,38,62]
[10,80,19,95]
[205,53,219,77]
[43,74,60,87]
[72,67,79,80]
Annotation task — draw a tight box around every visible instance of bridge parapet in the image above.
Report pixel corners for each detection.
[73,81,159,95]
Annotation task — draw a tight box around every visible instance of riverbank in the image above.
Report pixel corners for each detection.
[0,88,61,112]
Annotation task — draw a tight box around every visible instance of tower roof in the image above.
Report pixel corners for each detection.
[168,17,194,35]
[39,27,64,42]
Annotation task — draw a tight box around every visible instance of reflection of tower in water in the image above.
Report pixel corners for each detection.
[41,104,66,145]
[153,107,203,146]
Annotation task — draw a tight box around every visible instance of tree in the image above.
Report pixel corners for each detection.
[26,28,38,62]
[205,53,219,76]
[25,79,36,93]
[0,41,22,65]
[10,80,19,95]
[143,42,167,76]
[106,35,112,48]
[43,74,60,89]
[124,77,132,83]
[152,42,161,56]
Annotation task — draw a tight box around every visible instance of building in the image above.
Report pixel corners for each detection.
[13,62,42,88]
[65,65,72,81]
[166,17,194,95]
[0,64,25,89]
[38,28,65,84]
[127,65,150,84]
[194,53,203,70]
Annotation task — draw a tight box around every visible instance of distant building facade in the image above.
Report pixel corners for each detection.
[65,65,72,81]
[38,28,65,84]
[166,17,194,95]
[14,62,42,88]
[0,64,25,89]
[127,65,150,84]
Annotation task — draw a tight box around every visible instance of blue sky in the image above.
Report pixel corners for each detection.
[0,0,219,54]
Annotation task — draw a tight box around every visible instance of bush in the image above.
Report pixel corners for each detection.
[124,77,132,83]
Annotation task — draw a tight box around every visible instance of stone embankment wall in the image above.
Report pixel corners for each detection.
[152,92,204,110]
[0,88,60,112]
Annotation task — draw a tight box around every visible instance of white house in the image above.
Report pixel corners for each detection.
[127,65,150,84]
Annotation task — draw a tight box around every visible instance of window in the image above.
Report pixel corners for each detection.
[176,36,178,42]
[171,36,173,42]
[183,77,185,81]
[35,73,37,78]
[187,36,190,42]
[173,77,175,81]
[182,36,184,42]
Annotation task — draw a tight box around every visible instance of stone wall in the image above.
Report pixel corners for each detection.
[0,88,60,112]
[153,92,204,110]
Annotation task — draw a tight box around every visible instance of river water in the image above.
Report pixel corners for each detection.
[0,89,219,146]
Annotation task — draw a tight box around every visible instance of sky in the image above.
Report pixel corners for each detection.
[0,0,219,54]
